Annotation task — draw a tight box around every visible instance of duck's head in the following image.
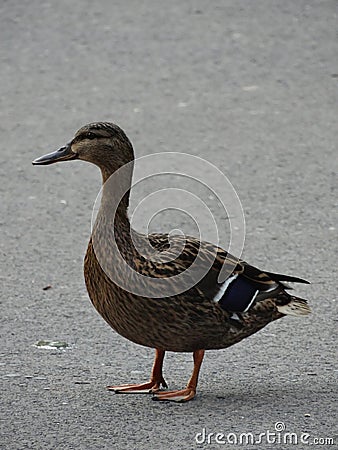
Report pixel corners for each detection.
[33,122,134,181]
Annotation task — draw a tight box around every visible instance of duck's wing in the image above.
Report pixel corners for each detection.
[238,260,310,289]
[147,233,309,313]
[208,252,310,313]
[148,232,309,286]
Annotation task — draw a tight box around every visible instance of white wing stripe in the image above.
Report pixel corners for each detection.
[243,289,259,312]
[212,274,238,303]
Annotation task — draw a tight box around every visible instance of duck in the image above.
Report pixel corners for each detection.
[33,122,311,402]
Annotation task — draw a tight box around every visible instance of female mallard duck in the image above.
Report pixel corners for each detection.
[33,122,310,402]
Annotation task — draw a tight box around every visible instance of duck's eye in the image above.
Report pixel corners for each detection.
[86,132,96,140]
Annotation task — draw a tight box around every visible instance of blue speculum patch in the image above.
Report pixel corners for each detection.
[218,276,259,313]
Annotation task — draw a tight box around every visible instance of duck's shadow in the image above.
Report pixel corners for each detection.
[145,379,333,412]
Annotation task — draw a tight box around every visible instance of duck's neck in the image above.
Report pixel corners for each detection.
[90,163,137,280]
[100,157,133,185]
[97,160,134,243]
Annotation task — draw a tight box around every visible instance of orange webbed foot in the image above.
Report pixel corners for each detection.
[152,387,196,402]
[108,349,167,394]
[107,378,167,394]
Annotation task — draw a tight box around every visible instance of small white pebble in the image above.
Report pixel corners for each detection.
[249,110,263,115]
[242,85,259,91]
[329,227,335,231]
[133,107,140,113]
[178,102,187,107]
[60,200,67,205]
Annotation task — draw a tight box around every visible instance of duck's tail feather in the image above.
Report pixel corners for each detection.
[277,295,311,316]
[265,271,310,285]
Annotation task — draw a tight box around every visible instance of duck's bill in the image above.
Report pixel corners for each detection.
[32,145,78,166]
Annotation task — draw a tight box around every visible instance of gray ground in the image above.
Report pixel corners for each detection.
[1,1,337,449]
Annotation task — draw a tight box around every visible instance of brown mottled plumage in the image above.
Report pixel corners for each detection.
[33,122,311,402]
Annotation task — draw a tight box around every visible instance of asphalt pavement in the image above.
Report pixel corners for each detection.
[1,1,337,449]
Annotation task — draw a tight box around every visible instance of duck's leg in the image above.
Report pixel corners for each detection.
[107,349,167,394]
[152,349,205,402]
